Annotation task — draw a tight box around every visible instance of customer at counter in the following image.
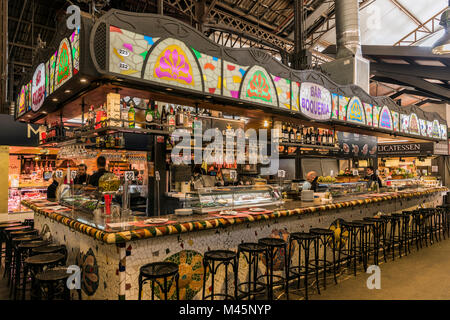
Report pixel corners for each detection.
[366,166,382,188]
[88,156,109,187]
[47,172,59,200]
[303,171,319,192]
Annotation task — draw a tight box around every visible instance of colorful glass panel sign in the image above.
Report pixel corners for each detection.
[222,62,248,99]
[195,50,220,95]
[364,103,373,126]
[372,106,381,128]
[426,121,433,137]
[338,96,349,121]
[291,82,300,111]
[346,97,365,124]
[55,38,73,90]
[109,26,158,78]
[18,86,26,116]
[419,119,427,136]
[70,27,80,74]
[240,66,277,107]
[144,38,202,91]
[32,63,46,112]
[432,120,441,138]
[299,82,331,120]
[331,93,339,119]
[392,111,399,132]
[400,114,409,134]
[409,113,420,135]
[379,106,393,130]
[440,124,448,140]
[49,51,57,94]
[272,75,291,110]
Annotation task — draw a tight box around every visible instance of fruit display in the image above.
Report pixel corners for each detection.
[98,173,121,192]
[317,176,336,184]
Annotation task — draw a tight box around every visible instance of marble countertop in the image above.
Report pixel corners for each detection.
[22,187,448,244]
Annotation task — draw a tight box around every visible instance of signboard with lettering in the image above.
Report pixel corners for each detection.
[32,63,46,112]
[377,143,434,156]
[299,83,331,120]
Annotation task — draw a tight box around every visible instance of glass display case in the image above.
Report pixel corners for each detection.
[326,182,367,197]
[384,178,422,190]
[186,185,283,213]
[8,187,47,213]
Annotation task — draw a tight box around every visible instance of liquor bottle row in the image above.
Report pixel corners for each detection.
[278,123,338,147]
[95,133,126,149]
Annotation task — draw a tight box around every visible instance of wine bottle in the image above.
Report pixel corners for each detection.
[310,128,316,145]
[128,102,136,128]
[176,105,184,127]
[145,101,154,129]
[306,128,310,144]
[289,125,295,142]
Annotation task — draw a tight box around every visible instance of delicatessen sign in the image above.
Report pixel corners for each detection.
[377,143,434,156]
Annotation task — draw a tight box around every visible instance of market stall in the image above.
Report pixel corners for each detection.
[15,10,448,300]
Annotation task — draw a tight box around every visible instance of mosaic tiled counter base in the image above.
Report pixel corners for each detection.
[22,187,447,300]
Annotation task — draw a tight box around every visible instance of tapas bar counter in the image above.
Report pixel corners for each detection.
[22,187,447,300]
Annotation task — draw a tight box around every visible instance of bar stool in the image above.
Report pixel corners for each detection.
[363,217,387,264]
[3,226,31,283]
[202,250,237,300]
[23,253,65,300]
[14,240,50,300]
[287,232,319,300]
[340,221,365,276]
[379,215,401,260]
[413,210,427,250]
[392,213,408,257]
[138,262,180,300]
[236,243,266,300]
[419,209,434,246]
[0,223,23,268]
[31,244,66,256]
[309,228,337,288]
[257,238,288,300]
[352,220,377,268]
[437,204,450,238]
[10,234,41,283]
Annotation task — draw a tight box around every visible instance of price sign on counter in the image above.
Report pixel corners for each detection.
[55,170,63,179]
[124,171,135,182]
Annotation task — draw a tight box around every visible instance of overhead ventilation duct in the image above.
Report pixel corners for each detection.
[320,0,370,92]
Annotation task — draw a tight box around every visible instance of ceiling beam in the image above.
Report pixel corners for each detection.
[371,70,450,100]
[389,0,430,32]
[370,62,450,81]
[8,0,29,60]
[8,16,56,32]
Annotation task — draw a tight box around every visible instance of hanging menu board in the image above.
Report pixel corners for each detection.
[338,132,378,159]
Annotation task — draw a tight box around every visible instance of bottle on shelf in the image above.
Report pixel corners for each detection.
[100,104,107,128]
[154,102,160,129]
[161,104,167,128]
[289,124,295,143]
[145,101,154,129]
[128,102,136,128]
[328,130,334,146]
[167,105,176,132]
[88,105,95,127]
[311,128,316,145]
[176,105,184,127]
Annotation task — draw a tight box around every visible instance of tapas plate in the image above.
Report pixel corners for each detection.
[219,210,238,216]
[144,218,169,224]
[248,208,266,212]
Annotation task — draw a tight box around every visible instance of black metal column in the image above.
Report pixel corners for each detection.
[0,0,7,114]
[292,0,308,70]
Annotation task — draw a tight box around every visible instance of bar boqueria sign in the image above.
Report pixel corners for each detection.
[16,10,447,142]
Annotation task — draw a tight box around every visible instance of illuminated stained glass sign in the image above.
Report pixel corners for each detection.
[299,83,331,120]
[32,63,46,112]
[409,113,420,135]
[346,97,366,124]
[379,106,393,130]
[55,38,73,90]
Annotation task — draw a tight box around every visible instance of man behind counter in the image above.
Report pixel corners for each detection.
[303,171,319,192]
[74,164,90,185]
[366,166,382,188]
[88,156,109,187]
